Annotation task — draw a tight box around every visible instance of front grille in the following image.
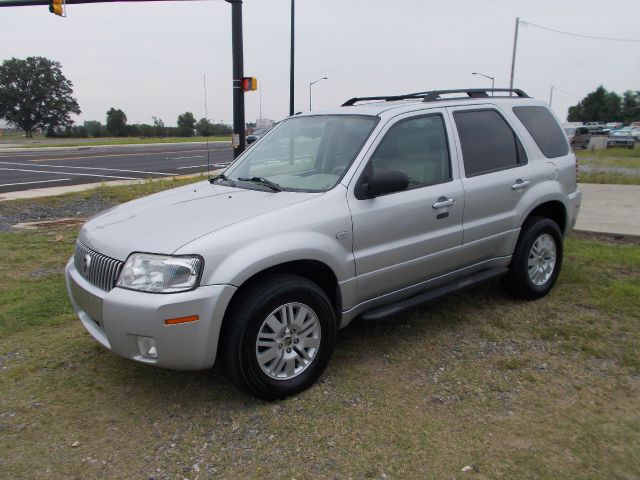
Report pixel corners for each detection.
[74,241,124,291]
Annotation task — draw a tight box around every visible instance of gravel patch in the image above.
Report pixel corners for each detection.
[0,192,115,233]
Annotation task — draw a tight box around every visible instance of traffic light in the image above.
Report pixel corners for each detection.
[49,0,64,16]
[241,77,257,92]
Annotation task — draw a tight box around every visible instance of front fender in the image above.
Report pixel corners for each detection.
[200,230,355,287]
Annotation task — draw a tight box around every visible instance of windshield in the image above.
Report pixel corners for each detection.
[564,127,576,135]
[611,131,630,137]
[223,115,378,192]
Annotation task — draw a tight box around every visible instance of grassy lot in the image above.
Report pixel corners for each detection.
[0,184,639,479]
[577,148,640,185]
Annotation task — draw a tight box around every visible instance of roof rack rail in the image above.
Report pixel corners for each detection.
[341,94,424,107]
[341,88,529,106]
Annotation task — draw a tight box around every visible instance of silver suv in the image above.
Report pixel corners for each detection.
[66,88,582,399]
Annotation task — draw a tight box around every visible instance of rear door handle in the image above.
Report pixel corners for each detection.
[511,179,530,190]
[432,197,455,209]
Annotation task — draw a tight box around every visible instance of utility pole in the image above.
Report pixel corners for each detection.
[509,17,520,95]
[289,0,295,116]
[226,0,246,157]
[549,86,554,106]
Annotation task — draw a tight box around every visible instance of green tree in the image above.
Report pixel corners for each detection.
[621,90,639,123]
[177,111,196,137]
[567,86,622,123]
[152,116,166,137]
[195,117,214,136]
[83,120,103,138]
[106,108,127,137]
[0,56,81,138]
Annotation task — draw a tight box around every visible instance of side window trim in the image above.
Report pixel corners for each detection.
[451,107,528,179]
[355,112,454,199]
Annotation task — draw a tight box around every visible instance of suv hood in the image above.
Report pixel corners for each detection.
[79,180,321,260]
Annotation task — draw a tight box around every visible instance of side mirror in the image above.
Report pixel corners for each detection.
[357,169,409,199]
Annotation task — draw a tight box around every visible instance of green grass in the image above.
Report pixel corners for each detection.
[0,175,204,214]
[0,183,639,478]
[576,149,640,184]
[577,147,640,165]
[579,172,640,185]
[17,136,231,148]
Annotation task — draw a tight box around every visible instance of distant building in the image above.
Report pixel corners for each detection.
[256,118,274,129]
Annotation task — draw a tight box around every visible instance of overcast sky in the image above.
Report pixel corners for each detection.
[2,0,639,126]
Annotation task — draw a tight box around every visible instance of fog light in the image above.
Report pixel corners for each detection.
[137,336,157,359]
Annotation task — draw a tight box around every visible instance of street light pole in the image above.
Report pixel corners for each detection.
[309,77,327,111]
[289,0,295,116]
[509,17,520,95]
[472,72,495,94]
[549,86,554,106]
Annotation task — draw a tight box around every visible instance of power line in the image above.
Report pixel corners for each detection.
[521,20,640,43]
[552,86,580,99]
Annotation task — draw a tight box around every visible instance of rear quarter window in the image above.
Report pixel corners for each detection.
[513,106,569,158]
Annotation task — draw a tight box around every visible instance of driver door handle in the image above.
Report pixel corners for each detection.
[432,197,456,209]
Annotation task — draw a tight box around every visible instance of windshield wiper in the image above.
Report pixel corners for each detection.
[210,173,236,187]
[237,176,282,192]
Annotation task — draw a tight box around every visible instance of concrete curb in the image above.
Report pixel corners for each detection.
[574,183,640,237]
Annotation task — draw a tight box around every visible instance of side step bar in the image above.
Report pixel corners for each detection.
[360,267,509,321]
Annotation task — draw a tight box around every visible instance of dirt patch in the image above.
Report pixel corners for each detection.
[0,192,114,233]
[13,218,85,230]
[571,230,640,245]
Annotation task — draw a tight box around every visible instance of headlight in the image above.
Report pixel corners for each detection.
[117,253,203,293]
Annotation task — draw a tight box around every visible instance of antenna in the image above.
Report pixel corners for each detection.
[203,74,211,179]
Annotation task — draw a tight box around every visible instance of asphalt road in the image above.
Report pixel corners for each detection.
[0,142,234,194]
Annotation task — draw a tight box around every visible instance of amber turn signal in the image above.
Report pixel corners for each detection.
[164,315,199,326]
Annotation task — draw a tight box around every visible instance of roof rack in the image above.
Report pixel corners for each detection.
[342,88,529,106]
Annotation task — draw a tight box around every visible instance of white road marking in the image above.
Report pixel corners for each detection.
[177,162,232,170]
[4,149,213,163]
[0,178,71,187]
[167,155,207,160]
[0,167,137,180]
[176,164,210,169]
[0,161,172,176]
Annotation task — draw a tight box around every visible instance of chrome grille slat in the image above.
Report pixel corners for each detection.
[74,241,124,291]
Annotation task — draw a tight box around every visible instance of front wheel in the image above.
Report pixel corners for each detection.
[221,274,337,400]
[501,216,563,300]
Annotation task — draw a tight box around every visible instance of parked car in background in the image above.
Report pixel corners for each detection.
[246,127,271,145]
[564,126,591,149]
[606,130,635,149]
[629,127,640,142]
[585,122,607,134]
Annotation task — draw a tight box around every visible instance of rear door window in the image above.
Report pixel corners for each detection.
[513,106,569,158]
[453,109,527,177]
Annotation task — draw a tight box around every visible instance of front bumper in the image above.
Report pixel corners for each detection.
[566,189,582,234]
[607,141,634,147]
[65,258,236,370]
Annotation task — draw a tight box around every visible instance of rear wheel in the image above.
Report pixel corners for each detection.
[221,274,337,400]
[501,216,563,300]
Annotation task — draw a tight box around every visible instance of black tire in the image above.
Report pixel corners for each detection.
[501,216,563,300]
[221,273,337,400]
